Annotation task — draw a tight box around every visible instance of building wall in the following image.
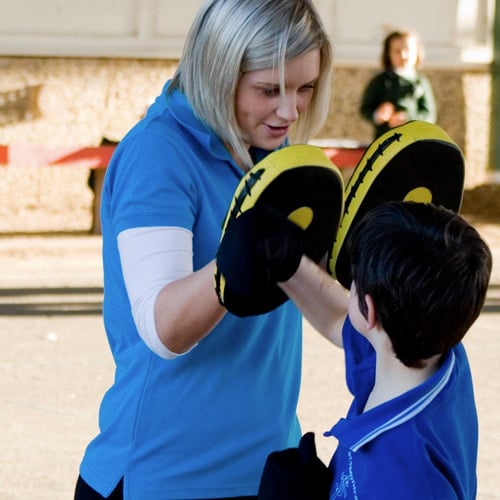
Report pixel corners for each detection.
[0,57,178,233]
[1,0,492,66]
[0,1,495,231]
[0,57,492,232]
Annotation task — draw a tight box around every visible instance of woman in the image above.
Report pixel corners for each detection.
[360,29,436,139]
[74,0,334,499]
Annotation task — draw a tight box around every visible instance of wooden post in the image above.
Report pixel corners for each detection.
[489,0,500,181]
[90,168,106,235]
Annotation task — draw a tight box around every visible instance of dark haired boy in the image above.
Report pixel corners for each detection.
[280,201,492,498]
[217,201,492,498]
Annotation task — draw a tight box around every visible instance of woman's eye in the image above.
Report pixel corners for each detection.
[262,87,280,97]
[299,84,316,93]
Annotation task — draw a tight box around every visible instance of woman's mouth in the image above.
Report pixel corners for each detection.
[265,124,289,138]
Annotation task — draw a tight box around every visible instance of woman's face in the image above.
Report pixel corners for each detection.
[235,49,320,151]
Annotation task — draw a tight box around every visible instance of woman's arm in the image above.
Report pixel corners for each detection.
[154,259,226,354]
[118,226,226,358]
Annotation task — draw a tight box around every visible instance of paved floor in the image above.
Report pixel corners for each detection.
[0,224,498,499]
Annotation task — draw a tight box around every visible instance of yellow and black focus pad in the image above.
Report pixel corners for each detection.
[215,144,344,316]
[328,120,465,289]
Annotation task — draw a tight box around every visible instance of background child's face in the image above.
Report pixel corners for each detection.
[389,36,418,70]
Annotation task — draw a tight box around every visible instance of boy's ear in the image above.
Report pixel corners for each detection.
[364,294,377,329]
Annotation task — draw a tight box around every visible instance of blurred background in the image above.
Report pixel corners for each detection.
[0,0,499,233]
[0,2,499,499]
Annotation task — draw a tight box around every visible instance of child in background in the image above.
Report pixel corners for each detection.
[360,30,437,139]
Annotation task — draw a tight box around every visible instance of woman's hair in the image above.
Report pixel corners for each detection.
[348,201,492,368]
[381,30,424,71]
[169,0,333,169]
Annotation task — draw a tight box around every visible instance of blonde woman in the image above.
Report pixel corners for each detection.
[74,0,334,498]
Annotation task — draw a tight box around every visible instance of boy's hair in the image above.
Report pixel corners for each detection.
[381,30,424,71]
[169,0,333,170]
[349,201,492,368]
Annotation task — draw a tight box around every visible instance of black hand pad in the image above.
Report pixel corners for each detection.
[214,144,344,317]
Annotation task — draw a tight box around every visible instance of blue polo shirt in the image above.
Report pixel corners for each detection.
[79,83,302,499]
[325,317,478,499]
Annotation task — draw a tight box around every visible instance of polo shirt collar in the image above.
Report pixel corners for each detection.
[325,349,456,452]
[162,83,230,161]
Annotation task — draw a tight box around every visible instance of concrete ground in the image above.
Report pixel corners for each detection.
[0,222,499,499]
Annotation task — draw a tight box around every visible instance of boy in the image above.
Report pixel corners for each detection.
[217,201,492,499]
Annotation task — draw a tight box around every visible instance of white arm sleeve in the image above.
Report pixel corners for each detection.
[117,226,195,359]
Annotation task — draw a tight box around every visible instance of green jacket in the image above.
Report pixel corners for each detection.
[360,70,436,138]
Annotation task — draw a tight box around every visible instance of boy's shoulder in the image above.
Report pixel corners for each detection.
[329,417,476,499]
[327,342,477,499]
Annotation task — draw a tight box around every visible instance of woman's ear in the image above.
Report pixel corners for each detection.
[364,294,377,329]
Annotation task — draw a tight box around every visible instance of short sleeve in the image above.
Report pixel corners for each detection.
[105,131,198,236]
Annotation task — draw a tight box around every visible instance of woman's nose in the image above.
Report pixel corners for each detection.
[276,93,299,122]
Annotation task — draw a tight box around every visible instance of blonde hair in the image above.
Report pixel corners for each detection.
[169,0,333,169]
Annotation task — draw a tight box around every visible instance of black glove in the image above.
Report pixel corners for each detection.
[255,206,306,283]
[216,204,305,299]
[257,432,332,500]
[215,204,305,316]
